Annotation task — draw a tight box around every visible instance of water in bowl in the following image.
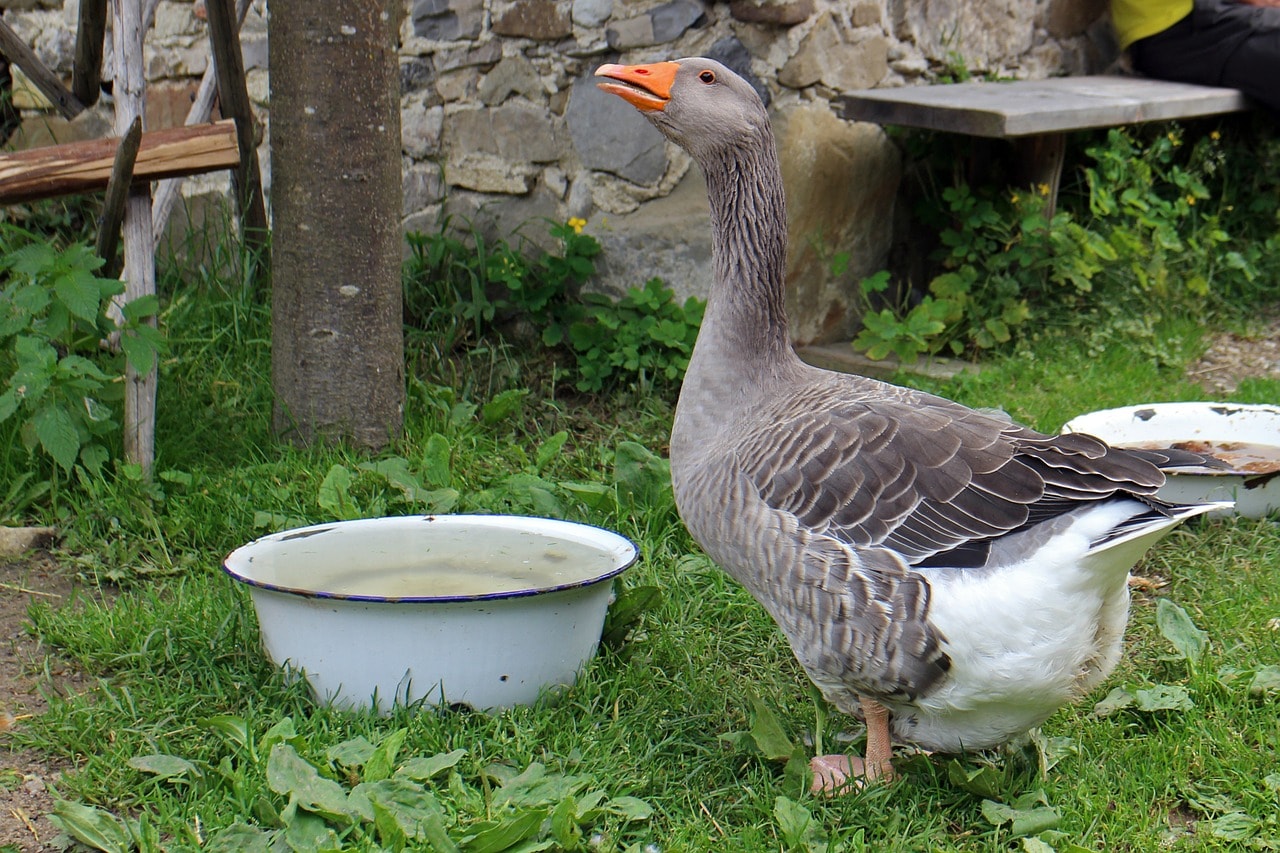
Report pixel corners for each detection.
[263,526,620,599]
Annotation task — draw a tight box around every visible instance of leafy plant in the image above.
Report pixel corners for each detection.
[0,227,165,475]
[853,121,1278,363]
[404,219,703,394]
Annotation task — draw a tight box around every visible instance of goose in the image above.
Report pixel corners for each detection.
[595,57,1225,791]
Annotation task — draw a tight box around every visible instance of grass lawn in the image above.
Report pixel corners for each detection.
[3,263,1280,852]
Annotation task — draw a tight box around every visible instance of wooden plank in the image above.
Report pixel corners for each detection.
[0,119,239,205]
[0,18,86,118]
[72,0,108,106]
[836,76,1251,138]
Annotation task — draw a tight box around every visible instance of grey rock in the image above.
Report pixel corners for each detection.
[492,0,573,40]
[728,0,813,27]
[412,0,483,40]
[776,106,900,344]
[404,161,446,214]
[401,57,437,94]
[448,103,561,163]
[650,0,706,43]
[446,153,536,193]
[434,41,502,74]
[605,15,656,49]
[478,54,544,105]
[402,100,445,158]
[565,71,666,185]
[573,0,613,28]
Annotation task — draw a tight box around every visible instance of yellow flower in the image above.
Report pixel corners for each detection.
[1010,193,1020,204]
[1037,183,1050,196]
[567,217,587,235]
[1186,195,1196,206]
[1210,130,1221,141]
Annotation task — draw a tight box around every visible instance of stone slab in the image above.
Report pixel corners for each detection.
[836,75,1250,138]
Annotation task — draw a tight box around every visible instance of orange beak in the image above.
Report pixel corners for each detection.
[595,62,680,112]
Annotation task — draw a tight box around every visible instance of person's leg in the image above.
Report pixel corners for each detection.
[1217,6,1280,111]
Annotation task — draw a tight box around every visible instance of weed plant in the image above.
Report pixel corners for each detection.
[855,115,1280,363]
[1,190,1279,850]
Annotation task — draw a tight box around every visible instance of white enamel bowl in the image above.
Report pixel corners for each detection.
[1062,402,1280,518]
[224,515,638,713]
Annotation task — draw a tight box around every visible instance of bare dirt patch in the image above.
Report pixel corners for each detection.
[1186,310,1280,394]
[1,553,96,852]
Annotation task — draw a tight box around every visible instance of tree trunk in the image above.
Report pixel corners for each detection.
[269,0,404,448]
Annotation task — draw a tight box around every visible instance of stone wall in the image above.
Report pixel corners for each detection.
[2,0,1114,343]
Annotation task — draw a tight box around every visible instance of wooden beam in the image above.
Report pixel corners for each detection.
[72,0,108,107]
[205,0,269,276]
[0,119,240,205]
[0,18,86,118]
[96,116,143,278]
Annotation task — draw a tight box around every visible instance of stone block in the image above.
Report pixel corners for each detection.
[729,0,814,27]
[605,15,656,49]
[447,103,560,163]
[777,106,900,345]
[589,168,713,301]
[1047,0,1107,37]
[402,99,444,158]
[446,152,535,193]
[573,0,613,28]
[650,0,705,43]
[413,0,484,40]
[566,70,666,185]
[492,0,573,40]
[478,54,544,105]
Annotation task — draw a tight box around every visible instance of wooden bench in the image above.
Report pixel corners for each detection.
[835,75,1251,214]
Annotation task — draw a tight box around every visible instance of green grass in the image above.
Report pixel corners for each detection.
[4,249,1280,851]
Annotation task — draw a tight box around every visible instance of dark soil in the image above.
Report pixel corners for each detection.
[1,555,97,852]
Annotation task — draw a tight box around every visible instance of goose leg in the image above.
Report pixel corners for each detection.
[809,696,897,795]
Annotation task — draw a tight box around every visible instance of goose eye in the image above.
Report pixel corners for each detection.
[698,70,716,84]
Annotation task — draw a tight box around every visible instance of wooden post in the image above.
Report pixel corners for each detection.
[0,18,86,119]
[205,0,269,281]
[111,0,158,474]
[151,0,252,248]
[97,117,143,278]
[72,0,108,107]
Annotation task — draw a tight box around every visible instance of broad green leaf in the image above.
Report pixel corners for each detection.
[350,778,446,841]
[463,808,547,853]
[773,795,815,849]
[481,388,528,425]
[119,329,158,374]
[33,403,80,472]
[1094,685,1136,717]
[204,823,277,853]
[492,763,589,808]
[1248,665,1280,696]
[1156,599,1208,666]
[600,584,662,650]
[364,728,408,783]
[535,430,568,473]
[745,691,797,762]
[981,798,1062,837]
[202,715,251,752]
[946,760,1005,799]
[421,433,452,488]
[1211,812,1258,841]
[372,800,409,853]
[327,736,376,769]
[1132,684,1193,712]
[53,270,102,323]
[605,795,654,821]
[317,464,358,519]
[397,748,466,781]
[48,800,132,853]
[121,293,160,321]
[128,753,200,781]
[559,481,613,510]
[266,743,355,823]
[550,795,582,849]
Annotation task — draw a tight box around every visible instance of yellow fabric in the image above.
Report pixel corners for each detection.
[1111,0,1194,50]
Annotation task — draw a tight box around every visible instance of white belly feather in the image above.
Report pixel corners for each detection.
[891,500,1166,752]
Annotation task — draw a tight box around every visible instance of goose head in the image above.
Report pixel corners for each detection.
[595,58,771,168]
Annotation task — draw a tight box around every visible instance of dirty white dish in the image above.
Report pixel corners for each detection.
[223,515,639,712]
[1062,402,1280,518]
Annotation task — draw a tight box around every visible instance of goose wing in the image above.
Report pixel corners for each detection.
[737,383,1172,567]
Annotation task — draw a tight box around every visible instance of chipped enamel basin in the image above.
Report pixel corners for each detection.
[224,515,639,713]
[1062,403,1280,518]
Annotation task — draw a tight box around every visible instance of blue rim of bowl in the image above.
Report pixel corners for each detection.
[221,515,640,604]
